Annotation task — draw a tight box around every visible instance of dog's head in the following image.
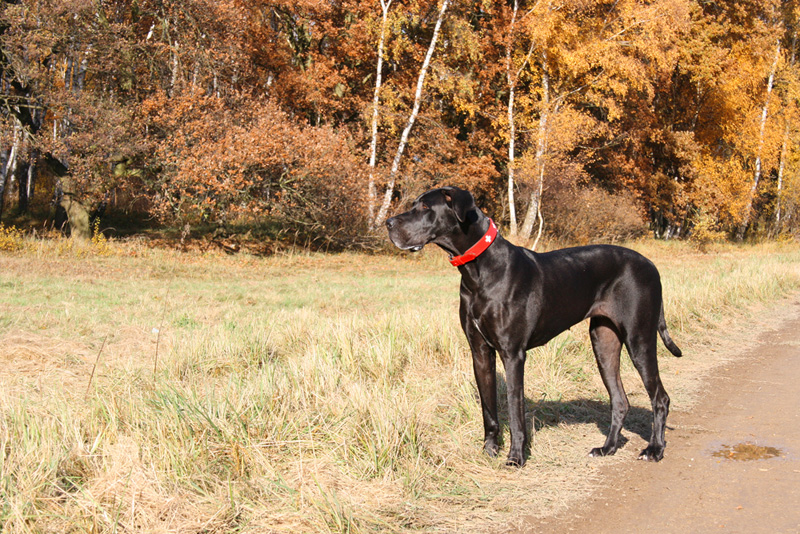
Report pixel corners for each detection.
[385,186,479,252]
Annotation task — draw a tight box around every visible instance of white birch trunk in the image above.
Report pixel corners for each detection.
[5,121,20,179]
[776,30,796,227]
[373,0,449,228]
[75,47,89,95]
[739,38,781,238]
[0,121,21,219]
[506,0,520,236]
[25,147,36,207]
[367,0,392,226]
[504,0,538,237]
[531,176,545,250]
[170,40,180,96]
[65,57,74,91]
[520,52,550,241]
[507,84,518,236]
[776,124,789,225]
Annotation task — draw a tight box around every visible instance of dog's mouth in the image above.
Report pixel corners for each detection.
[388,230,426,252]
[393,241,424,252]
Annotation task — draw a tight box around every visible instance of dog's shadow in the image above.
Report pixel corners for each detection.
[493,375,654,456]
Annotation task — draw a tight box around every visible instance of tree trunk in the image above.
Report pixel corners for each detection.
[57,176,92,240]
[14,129,32,213]
[74,48,89,95]
[776,30,796,230]
[0,148,10,221]
[16,160,30,213]
[0,121,21,221]
[170,40,180,96]
[506,0,521,237]
[520,52,550,242]
[504,0,537,238]
[531,178,545,250]
[23,149,37,213]
[59,195,91,240]
[507,83,519,236]
[373,0,449,228]
[738,37,781,239]
[367,0,392,226]
[775,121,789,228]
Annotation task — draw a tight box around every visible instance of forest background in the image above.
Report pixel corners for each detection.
[1,0,799,249]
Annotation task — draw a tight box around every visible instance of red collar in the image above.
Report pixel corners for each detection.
[449,219,498,267]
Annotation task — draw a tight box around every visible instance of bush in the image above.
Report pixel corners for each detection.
[542,180,648,244]
[689,210,726,251]
[143,94,369,249]
[0,224,25,252]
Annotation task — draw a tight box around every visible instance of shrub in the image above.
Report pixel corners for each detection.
[0,224,25,252]
[542,180,648,244]
[143,93,369,249]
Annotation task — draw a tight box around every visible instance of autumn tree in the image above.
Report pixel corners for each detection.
[774,3,800,232]
[1,0,148,237]
[667,0,791,238]
[4,0,800,245]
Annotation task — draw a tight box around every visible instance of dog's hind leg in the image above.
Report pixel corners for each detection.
[626,332,670,461]
[589,316,629,458]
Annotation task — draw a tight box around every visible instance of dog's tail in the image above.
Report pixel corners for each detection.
[658,302,683,357]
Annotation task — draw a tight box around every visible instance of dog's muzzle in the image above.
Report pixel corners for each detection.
[386,217,424,252]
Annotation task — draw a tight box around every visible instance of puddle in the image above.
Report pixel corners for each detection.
[712,442,784,461]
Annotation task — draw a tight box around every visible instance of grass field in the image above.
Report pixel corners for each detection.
[2,236,800,533]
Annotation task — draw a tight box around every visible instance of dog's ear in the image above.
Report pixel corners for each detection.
[442,187,477,224]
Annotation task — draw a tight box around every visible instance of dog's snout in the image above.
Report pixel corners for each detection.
[385,217,396,230]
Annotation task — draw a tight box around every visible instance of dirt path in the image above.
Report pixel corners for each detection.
[524,300,800,534]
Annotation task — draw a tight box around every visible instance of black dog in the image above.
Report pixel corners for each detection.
[386,186,682,467]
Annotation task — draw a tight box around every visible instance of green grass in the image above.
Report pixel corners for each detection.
[1,237,800,532]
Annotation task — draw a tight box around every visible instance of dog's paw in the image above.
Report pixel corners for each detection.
[589,446,617,458]
[483,440,499,458]
[505,454,526,468]
[638,445,665,462]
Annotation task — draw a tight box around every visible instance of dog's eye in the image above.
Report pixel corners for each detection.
[420,203,429,211]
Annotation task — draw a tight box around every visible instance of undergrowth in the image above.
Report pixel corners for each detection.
[0,224,24,252]
[1,238,799,532]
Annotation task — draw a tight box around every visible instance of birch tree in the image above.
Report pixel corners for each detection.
[776,26,798,229]
[737,37,781,239]
[519,51,550,244]
[504,0,537,237]
[0,119,19,220]
[775,117,791,227]
[367,0,392,225]
[372,0,450,228]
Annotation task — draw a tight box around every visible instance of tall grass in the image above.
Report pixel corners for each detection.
[1,237,799,532]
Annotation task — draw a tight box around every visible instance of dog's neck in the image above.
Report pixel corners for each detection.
[448,219,497,267]
[434,214,495,261]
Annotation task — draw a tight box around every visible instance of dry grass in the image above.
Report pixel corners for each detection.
[1,236,800,532]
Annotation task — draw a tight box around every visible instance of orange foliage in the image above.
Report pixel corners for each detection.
[3,0,800,242]
[142,91,367,236]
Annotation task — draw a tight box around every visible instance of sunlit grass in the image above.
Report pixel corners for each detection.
[1,237,799,532]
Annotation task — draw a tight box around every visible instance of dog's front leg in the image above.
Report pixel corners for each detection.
[469,340,500,457]
[501,351,528,467]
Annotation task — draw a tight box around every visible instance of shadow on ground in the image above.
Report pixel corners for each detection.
[490,374,656,461]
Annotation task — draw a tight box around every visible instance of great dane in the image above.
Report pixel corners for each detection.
[386,186,682,467]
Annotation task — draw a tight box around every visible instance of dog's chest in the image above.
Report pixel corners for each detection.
[464,293,537,349]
